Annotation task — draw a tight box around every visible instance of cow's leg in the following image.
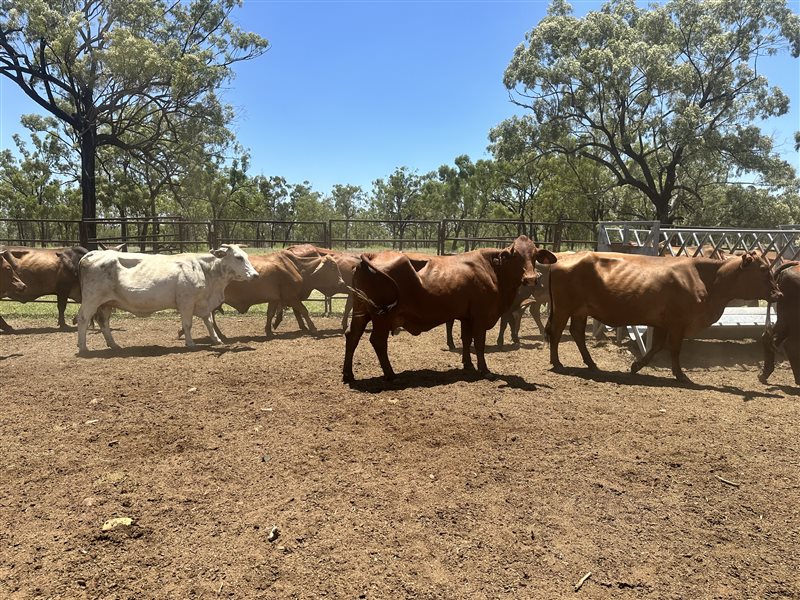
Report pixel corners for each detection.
[76,300,102,354]
[667,331,690,383]
[446,319,456,351]
[474,327,490,375]
[294,302,317,332]
[56,292,69,329]
[547,311,570,370]
[784,337,800,386]
[531,302,547,338]
[0,315,12,332]
[460,319,475,371]
[630,327,667,375]
[96,305,120,350]
[569,316,597,370]
[179,309,196,348]
[272,302,284,329]
[341,294,353,332]
[265,302,277,338]
[759,325,778,384]
[369,321,395,381]
[510,308,522,345]
[343,312,370,383]
[211,308,228,342]
[496,314,508,348]
[202,313,223,345]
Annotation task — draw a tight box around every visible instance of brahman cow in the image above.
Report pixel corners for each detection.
[759,262,800,385]
[217,250,342,339]
[342,235,557,382]
[447,251,581,348]
[77,244,257,353]
[546,251,782,383]
[0,245,87,330]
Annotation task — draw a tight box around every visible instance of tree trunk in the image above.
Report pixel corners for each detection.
[79,126,98,249]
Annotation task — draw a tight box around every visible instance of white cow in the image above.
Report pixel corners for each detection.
[77,244,258,353]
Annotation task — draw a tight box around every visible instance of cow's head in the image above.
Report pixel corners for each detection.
[724,251,782,302]
[212,244,259,281]
[0,248,26,294]
[311,254,344,285]
[498,236,557,287]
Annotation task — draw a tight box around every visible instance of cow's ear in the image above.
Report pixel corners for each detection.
[212,248,227,258]
[493,249,511,265]
[535,249,557,265]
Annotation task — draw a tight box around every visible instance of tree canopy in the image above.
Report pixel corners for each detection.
[500,0,800,223]
[0,0,268,245]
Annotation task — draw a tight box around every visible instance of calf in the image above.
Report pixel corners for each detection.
[0,246,87,329]
[547,251,781,382]
[77,244,257,353]
[759,262,800,385]
[342,236,556,382]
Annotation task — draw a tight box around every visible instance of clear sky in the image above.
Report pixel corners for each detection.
[1,0,798,196]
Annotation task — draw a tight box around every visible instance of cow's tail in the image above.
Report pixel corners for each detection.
[348,255,400,316]
[544,266,556,346]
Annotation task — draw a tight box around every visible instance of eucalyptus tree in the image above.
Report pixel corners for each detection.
[501,0,800,223]
[370,166,424,248]
[0,0,268,245]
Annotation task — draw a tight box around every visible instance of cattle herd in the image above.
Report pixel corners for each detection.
[0,237,797,386]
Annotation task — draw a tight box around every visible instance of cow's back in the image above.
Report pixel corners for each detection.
[550,252,709,328]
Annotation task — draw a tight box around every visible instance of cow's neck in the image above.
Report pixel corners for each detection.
[697,259,744,317]
[199,255,232,309]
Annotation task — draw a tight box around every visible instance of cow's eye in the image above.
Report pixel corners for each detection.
[236,256,243,261]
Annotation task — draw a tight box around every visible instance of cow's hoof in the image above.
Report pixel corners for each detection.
[343,373,355,384]
[480,370,496,381]
[674,373,693,385]
[630,362,642,374]
[463,363,475,372]
[586,361,599,371]
[550,362,565,372]
[758,373,769,385]
[77,349,90,357]
[106,343,121,350]
[382,371,396,382]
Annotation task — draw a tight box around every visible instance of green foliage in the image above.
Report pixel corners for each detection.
[501,0,800,223]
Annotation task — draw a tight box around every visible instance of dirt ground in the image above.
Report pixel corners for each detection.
[0,313,798,599]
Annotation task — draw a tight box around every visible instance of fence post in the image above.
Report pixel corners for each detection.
[553,219,563,252]
[438,221,445,255]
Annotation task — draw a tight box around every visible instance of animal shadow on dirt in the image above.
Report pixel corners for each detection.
[348,368,545,393]
[79,339,255,359]
[445,340,545,354]
[0,353,23,361]
[3,325,74,335]
[561,366,783,401]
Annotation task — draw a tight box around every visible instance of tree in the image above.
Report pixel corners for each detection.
[0,0,268,246]
[501,0,800,223]
[370,167,424,248]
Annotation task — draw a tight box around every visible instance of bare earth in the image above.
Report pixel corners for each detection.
[1,314,798,599]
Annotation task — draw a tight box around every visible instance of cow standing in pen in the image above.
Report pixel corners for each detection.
[0,246,87,330]
[546,251,782,383]
[76,244,258,354]
[759,262,800,386]
[342,235,557,383]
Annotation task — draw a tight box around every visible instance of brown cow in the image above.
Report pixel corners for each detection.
[0,246,87,329]
[0,247,27,330]
[271,245,360,332]
[342,236,557,382]
[547,251,781,382]
[217,250,342,338]
[759,262,800,385]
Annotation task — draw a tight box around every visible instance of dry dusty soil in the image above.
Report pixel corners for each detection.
[0,313,798,599]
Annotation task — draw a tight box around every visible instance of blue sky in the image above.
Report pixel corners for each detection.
[1,0,798,196]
